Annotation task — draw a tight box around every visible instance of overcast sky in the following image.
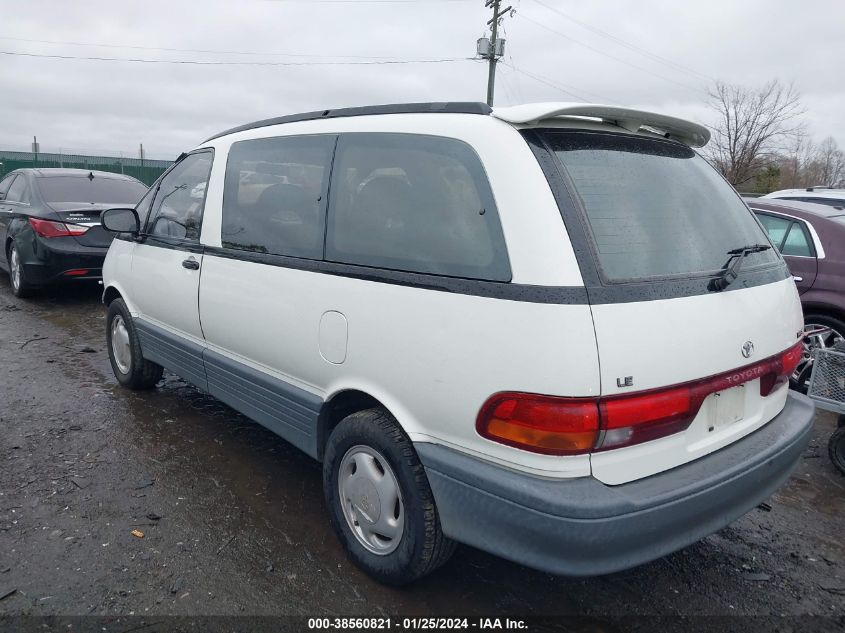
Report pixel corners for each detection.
[0,0,841,159]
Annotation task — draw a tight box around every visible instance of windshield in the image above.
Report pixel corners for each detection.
[37,175,148,205]
[544,131,779,281]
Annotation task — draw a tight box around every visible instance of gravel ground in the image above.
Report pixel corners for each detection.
[0,279,843,629]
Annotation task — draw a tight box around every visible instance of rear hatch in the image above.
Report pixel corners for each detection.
[38,174,149,248]
[536,128,803,485]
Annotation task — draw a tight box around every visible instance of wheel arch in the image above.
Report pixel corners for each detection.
[801,301,845,325]
[316,386,422,462]
[102,281,139,315]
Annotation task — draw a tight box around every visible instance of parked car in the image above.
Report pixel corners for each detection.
[100,102,814,584]
[0,168,148,297]
[762,187,845,208]
[746,197,845,390]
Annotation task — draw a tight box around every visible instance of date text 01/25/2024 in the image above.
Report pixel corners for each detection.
[307,618,528,630]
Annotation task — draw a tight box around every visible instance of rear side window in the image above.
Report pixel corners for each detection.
[544,132,780,281]
[222,135,335,259]
[757,213,791,246]
[6,175,29,204]
[756,212,814,257]
[325,133,510,281]
[0,174,15,198]
[781,222,813,256]
[37,176,147,205]
[146,151,213,241]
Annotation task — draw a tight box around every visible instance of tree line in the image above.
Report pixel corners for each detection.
[705,79,844,193]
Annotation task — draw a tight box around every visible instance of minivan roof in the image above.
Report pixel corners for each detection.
[203,101,710,148]
[203,102,492,143]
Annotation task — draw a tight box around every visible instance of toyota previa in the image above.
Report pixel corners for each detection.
[99,102,815,584]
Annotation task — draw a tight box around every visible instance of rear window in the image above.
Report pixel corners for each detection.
[544,131,779,281]
[37,176,148,205]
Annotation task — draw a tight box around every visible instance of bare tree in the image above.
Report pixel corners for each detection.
[706,80,804,187]
[812,136,845,187]
[777,131,815,189]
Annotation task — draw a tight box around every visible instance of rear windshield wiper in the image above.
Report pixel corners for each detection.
[709,244,772,291]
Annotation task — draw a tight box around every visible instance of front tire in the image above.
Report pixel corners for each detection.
[7,241,35,298]
[323,408,455,585]
[106,298,163,389]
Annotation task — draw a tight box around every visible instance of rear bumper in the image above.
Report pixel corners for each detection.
[417,390,815,576]
[20,238,108,285]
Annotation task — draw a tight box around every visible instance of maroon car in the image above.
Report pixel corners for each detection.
[747,197,845,389]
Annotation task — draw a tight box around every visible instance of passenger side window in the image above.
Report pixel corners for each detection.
[781,222,813,257]
[6,175,29,204]
[222,135,335,259]
[146,152,213,241]
[325,133,510,281]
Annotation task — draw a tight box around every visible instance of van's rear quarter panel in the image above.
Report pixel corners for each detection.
[198,255,599,476]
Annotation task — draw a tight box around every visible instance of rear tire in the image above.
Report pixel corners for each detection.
[7,241,35,298]
[106,298,163,390]
[323,408,455,585]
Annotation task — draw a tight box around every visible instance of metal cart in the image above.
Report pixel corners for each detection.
[806,344,845,475]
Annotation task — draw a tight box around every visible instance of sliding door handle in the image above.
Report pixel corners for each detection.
[182,257,200,270]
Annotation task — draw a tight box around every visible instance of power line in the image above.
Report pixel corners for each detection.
[529,0,713,82]
[500,61,617,103]
[0,50,472,67]
[517,13,706,96]
[0,35,441,61]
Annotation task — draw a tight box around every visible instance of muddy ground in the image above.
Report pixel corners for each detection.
[0,278,843,627]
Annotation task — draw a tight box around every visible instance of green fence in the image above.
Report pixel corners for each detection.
[0,150,173,186]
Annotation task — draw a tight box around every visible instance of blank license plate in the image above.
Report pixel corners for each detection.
[710,385,746,432]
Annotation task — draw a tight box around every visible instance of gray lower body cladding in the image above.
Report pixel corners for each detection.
[416,391,815,576]
[134,318,321,457]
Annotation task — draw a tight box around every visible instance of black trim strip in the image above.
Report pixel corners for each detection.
[202,245,589,304]
[204,102,492,144]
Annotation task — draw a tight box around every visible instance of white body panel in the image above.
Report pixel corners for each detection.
[130,244,203,341]
[198,254,599,477]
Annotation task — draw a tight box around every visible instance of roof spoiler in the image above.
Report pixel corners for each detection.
[492,102,711,148]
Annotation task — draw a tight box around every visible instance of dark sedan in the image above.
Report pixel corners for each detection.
[746,197,845,390]
[0,168,148,297]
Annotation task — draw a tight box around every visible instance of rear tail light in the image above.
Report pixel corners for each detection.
[63,269,89,276]
[476,394,599,455]
[29,217,89,238]
[477,341,803,455]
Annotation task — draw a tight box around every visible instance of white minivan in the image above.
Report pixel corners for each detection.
[100,102,815,584]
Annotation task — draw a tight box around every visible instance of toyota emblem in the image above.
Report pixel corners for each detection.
[741,341,754,358]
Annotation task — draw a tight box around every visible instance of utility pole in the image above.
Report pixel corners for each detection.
[478,0,511,106]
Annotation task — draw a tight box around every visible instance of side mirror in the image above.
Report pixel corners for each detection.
[0,192,5,201]
[101,207,140,236]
